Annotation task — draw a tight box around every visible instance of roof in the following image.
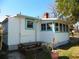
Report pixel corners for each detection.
[41,18,67,24]
[2,18,8,24]
[2,14,41,24]
[16,14,41,20]
[41,18,58,20]
[2,14,67,24]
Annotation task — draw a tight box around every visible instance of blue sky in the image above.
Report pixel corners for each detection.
[0,0,55,21]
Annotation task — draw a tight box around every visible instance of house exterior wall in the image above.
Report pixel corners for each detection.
[8,16,37,50]
[8,17,19,45]
[54,32,69,47]
[2,15,69,50]
[19,17,36,43]
[40,31,54,43]
[39,20,69,48]
[40,21,54,46]
[8,17,19,50]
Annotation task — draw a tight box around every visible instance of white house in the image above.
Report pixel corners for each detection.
[2,14,69,50]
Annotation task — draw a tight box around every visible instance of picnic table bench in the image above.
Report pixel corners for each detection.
[18,42,43,53]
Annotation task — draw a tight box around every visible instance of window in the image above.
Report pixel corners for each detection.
[41,24,46,31]
[55,23,58,31]
[47,23,52,30]
[27,21,33,28]
[63,24,65,32]
[60,24,62,32]
[66,25,68,32]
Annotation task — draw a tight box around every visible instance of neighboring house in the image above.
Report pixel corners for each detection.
[2,14,69,50]
[0,22,3,50]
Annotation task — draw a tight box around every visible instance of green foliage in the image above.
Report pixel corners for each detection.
[56,0,79,23]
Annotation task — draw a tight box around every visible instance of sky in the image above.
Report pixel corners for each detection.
[0,0,55,22]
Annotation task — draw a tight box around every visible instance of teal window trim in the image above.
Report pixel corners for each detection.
[25,19,34,30]
[27,21,33,28]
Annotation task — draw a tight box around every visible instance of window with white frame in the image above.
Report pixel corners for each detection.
[55,23,58,31]
[47,23,52,30]
[41,23,46,31]
[27,21,33,29]
[66,25,68,32]
[60,24,62,32]
[63,24,65,32]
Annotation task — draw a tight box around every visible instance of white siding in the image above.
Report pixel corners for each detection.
[18,17,36,43]
[20,31,35,43]
[8,17,19,45]
[40,31,54,43]
[39,20,69,47]
[2,15,70,50]
[8,16,38,45]
[54,32,69,44]
[6,15,69,47]
[40,21,54,43]
[36,22,41,41]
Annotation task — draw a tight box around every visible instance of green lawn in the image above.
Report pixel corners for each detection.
[57,41,79,59]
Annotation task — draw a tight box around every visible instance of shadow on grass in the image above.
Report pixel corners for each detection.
[57,37,79,50]
[59,56,69,59]
[22,49,51,59]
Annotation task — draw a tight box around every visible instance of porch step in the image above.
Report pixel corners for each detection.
[18,42,43,52]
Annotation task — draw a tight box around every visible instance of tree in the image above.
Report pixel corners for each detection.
[56,0,79,24]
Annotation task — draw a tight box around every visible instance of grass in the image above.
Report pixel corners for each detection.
[22,40,79,59]
[23,44,76,59]
[19,37,79,59]
[57,40,79,59]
